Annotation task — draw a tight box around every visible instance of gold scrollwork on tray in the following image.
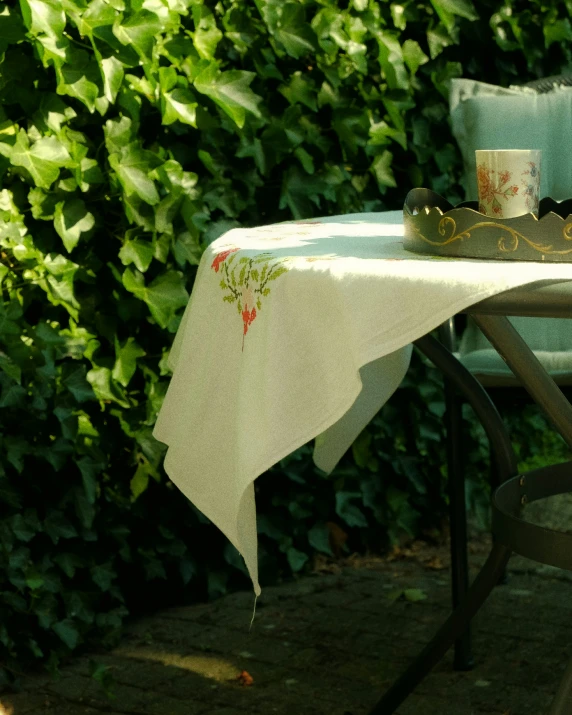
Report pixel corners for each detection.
[410,215,572,255]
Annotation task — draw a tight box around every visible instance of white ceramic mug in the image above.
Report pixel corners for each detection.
[475,149,541,218]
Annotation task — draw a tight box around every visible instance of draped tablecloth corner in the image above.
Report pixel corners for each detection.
[153,210,572,596]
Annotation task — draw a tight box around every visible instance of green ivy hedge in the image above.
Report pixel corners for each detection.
[1,0,571,683]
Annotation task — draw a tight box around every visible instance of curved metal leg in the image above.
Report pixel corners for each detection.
[369,543,512,715]
[367,334,518,715]
[415,334,518,480]
[438,320,473,671]
[548,656,572,714]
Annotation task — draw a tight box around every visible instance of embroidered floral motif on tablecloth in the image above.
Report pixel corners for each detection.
[211,248,291,350]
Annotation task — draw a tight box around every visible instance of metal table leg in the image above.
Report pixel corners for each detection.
[369,543,511,714]
[438,320,474,671]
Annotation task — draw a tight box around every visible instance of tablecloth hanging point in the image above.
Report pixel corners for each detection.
[249,594,258,632]
[403,188,572,262]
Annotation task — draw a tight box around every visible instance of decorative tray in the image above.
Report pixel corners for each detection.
[403,188,572,262]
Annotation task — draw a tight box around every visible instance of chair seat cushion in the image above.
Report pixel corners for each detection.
[457,316,572,384]
[458,348,572,378]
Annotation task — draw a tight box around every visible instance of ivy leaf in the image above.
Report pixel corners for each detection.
[430,0,478,21]
[308,522,333,556]
[56,49,102,113]
[191,5,222,60]
[377,32,408,90]
[109,145,161,205]
[44,511,78,543]
[173,231,203,267]
[130,461,150,500]
[11,514,36,542]
[119,237,154,272]
[122,268,189,330]
[113,337,145,387]
[104,115,132,153]
[54,552,84,578]
[77,0,117,38]
[35,93,77,134]
[113,10,162,62]
[19,0,65,39]
[86,366,130,407]
[54,199,95,253]
[272,4,317,59]
[286,546,309,572]
[335,491,368,528]
[194,64,262,128]
[62,366,95,403]
[91,563,115,591]
[371,151,397,191]
[10,130,71,189]
[545,18,572,48]
[0,7,27,45]
[161,88,198,127]
[402,39,429,75]
[53,619,80,649]
[76,456,100,503]
[99,55,124,103]
[279,72,317,111]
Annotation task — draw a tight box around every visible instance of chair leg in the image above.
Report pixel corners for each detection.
[444,373,474,671]
[368,542,512,715]
[489,453,509,585]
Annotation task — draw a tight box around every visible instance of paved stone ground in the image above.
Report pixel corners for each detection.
[1,499,572,715]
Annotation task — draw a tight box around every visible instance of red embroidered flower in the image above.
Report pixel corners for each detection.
[492,203,502,215]
[211,248,239,273]
[511,186,519,195]
[242,306,257,336]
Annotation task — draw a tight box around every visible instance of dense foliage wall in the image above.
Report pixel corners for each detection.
[1,0,571,682]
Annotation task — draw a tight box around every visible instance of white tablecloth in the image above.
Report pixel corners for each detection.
[153,210,572,597]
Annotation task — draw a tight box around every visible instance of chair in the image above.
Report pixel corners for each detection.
[443,73,572,671]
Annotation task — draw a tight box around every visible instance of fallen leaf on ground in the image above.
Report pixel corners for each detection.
[385,588,428,603]
[424,556,445,570]
[404,588,427,602]
[236,670,254,686]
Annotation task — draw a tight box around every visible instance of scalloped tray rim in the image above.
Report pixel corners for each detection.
[404,188,572,224]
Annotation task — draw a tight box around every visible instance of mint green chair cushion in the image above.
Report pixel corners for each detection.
[449,79,572,381]
[450,78,572,202]
[458,317,572,384]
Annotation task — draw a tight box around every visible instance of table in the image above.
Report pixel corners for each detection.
[153,211,572,714]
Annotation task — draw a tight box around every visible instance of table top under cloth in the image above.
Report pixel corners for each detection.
[153,210,572,597]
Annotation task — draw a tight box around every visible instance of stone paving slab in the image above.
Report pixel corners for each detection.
[0,532,571,715]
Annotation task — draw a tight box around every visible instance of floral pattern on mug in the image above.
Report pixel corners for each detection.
[521,161,540,212]
[477,164,519,217]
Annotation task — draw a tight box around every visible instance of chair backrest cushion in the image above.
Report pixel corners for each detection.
[450,78,572,201]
